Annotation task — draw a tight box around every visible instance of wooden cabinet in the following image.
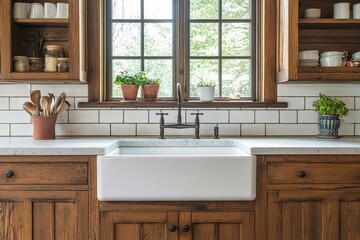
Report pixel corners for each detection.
[0,156,90,240]
[0,0,86,82]
[100,210,254,240]
[277,0,360,82]
[266,155,360,240]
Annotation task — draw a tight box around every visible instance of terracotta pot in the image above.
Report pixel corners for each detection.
[32,115,57,140]
[142,84,160,101]
[121,84,139,101]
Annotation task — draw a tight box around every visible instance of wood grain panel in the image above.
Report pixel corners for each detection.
[55,202,76,240]
[143,224,166,240]
[192,223,216,240]
[218,223,240,240]
[0,162,88,185]
[33,202,55,240]
[340,201,360,240]
[115,224,140,240]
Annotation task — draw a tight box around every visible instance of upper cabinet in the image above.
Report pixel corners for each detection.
[277,0,360,82]
[0,0,86,82]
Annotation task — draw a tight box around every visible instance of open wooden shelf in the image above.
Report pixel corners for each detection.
[13,18,69,27]
[299,18,360,29]
[298,66,360,80]
[5,72,70,80]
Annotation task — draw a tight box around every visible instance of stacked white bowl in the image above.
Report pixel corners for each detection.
[299,50,319,66]
[304,8,321,18]
[352,51,360,61]
[320,51,343,67]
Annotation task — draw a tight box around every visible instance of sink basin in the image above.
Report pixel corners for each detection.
[97,146,256,201]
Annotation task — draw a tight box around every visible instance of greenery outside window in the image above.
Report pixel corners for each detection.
[106,0,256,101]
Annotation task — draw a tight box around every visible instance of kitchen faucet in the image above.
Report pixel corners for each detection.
[157,83,203,139]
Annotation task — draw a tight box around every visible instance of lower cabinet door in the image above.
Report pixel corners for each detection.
[268,190,360,240]
[179,212,255,240]
[0,190,88,240]
[101,211,179,240]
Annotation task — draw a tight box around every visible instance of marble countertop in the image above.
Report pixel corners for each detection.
[0,136,360,155]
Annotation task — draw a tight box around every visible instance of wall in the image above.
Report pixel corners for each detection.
[0,83,359,137]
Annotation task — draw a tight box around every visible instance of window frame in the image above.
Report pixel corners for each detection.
[82,0,284,108]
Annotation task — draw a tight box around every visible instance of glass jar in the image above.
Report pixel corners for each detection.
[13,56,30,72]
[44,45,64,72]
[57,58,69,72]
[28,57,43,72]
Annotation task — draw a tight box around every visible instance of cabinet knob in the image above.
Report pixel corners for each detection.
[297,171,306,178]
[182,224,190,232]
[168,225,177,232]
[4,171,14,179]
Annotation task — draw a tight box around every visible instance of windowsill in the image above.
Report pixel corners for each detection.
[78,100,288,108]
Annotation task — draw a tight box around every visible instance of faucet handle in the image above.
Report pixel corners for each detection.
[156,113,169,116]
[191,113,203,116]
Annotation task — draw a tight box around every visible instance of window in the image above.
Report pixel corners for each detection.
[106,0,256,101]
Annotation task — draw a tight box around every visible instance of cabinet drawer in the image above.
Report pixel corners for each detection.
[268,162,360,184]
[0,162,88,185]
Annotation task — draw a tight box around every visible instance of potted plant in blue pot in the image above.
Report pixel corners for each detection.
[313,93,348,139]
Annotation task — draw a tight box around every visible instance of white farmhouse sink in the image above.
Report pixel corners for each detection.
[97,146,256,201]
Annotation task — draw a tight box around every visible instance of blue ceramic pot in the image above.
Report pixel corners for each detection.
[318,115,340,139]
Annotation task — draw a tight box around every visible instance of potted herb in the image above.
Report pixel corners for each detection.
[313,93,348,139]
[142,78,161,102]
[197,80,216,102]
[114,71,145,101]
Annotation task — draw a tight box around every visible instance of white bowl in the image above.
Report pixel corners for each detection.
[304,8,321,18]
[352,51,360,60]
[320,51,343,57]
[299,51,319,60]
[320,55,343,67]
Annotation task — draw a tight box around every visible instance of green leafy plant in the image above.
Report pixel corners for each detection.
[197,80,216,87]
[313,93,348,117]
[144,78,161,84]
[114,71,147,85]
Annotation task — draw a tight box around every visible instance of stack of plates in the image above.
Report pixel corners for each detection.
[299,50,319,66]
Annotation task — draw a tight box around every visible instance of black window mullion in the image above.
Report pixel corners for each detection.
[106,0,114,101]
[219,0,222,97]
[140,0,145,71]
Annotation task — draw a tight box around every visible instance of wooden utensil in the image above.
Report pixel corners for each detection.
[40,97,49,116]
[23,102,37,116]
[56,100,70,115]
[30,90,41,116]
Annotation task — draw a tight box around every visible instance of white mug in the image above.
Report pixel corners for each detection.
[44,2,57,18]
[56,3,68,18]
[334,2,350,19]
[30,3,44,18]
[13,2,28,19]
[26,3,32,17]
[353,3,360,19]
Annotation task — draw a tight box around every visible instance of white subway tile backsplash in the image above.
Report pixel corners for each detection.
[9,98,29,110]
[0,111,30,123]
[74,98,88,109]
[339,124,355,136]
[57,111,69,123]
[124,110,149,123]
[305,97,318,110]
[277,97,304,109]
[111,124,136,136]
[0,84,30,96]
[186,110,228,123]
[100,110,123,123]
[10,124,32,136]
[355,98,360,110]
[266,124,318,136]
[218,124,241,136]
[280,111,297,123]
[356,124,360,135]
[298,111,318,123]
[0,98,9,109]
[56,124,110,136]
[32,84,88,97]
[137,124,160,135]
[345,110,360,123]
[241,124,265,136]
[278,84,360,97]
[337,97,355,110]
[0,124,9,136]
[230,110,254,123]
[199,124,217,136]
[255,111,279,123]
[69,110,99,123]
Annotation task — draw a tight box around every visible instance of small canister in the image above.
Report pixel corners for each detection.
[28,57,43,72]
[44,45,64,72]
[13,56,30,72]
[57,57,69,72]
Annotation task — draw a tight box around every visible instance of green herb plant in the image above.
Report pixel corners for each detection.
[114,71,147,85]
[313,93,348,117]
[144,78,161,84]
[197,80,216,87]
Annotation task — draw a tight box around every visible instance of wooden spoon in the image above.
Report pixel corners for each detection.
[30,90,41,116]
[40,97,49,116]
[51,95,63,115]
[23,102,37,116]
[42,96,52,116]
[56,100,70,115]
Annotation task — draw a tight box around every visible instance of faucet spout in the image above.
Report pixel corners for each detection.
[177,83,182,124]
